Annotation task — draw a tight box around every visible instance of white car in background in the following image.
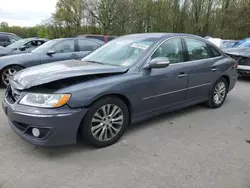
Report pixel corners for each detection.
[205,36,223,47]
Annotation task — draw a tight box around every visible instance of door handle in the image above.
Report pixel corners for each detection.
[71,54,78,58]
[178,72,188,78]
[211,67,218,72]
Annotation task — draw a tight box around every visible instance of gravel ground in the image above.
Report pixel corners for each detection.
[0,78,250,188]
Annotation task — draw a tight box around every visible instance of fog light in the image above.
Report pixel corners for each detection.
[32,128,40,137]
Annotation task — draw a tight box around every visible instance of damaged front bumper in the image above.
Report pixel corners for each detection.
[2,98,88,147]
[237,65,250,76]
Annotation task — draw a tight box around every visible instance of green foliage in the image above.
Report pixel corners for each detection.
[1,0,250,39]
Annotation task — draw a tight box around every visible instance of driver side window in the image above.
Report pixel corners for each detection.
[152,38,183,64]
[52,40,75,53]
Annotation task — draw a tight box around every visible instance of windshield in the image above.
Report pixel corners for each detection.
[82,37,158,66]
[6,39,29,49]
[237,40,250,48]
[31,40,54,53]
[221,41,237,48]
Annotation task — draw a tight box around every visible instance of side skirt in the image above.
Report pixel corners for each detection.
[131,97,208,125]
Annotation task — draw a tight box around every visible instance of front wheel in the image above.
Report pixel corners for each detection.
[207,77,228,108]
[81,97,129,148]
[1,65,23,87]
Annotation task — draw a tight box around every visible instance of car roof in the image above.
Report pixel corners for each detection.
[81,34,116,37]
[0,32,18,36]
[52,37,104,44]
[120,33,202,39]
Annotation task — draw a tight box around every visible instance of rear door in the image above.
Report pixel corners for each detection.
[183,37,222,100]
[75,39,101,59]
[40,39,77,64]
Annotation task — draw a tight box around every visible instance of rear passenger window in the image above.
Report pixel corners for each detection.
[208,45,221,57]
[78,40,98,51]
[185,38,211,61]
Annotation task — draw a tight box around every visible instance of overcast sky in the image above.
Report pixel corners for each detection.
[0,0,58,27]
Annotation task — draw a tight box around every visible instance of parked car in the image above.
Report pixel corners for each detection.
[2,33,237,148]
[79,34,116,43]
[223,41,250,77]
[232,37,250,47]
[0,38,48,57]
[0,37,104,86]
[221,40,238,49]
[205,36,223,47]
[0,32,22,47]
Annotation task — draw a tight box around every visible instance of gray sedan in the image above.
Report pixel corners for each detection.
[0,37,104,86]
[3,33,238,148]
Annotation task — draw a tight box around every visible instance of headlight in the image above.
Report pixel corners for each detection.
[19,93,71,108]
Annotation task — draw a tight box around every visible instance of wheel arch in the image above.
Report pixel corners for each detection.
[221,75,230,88]
[87,93,132,120]
[1,64,25,73]
[77,93,132,138]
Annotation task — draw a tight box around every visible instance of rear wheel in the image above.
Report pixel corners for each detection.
[1,65,23,87]
[81,97,129,148]
[207,77,228,108]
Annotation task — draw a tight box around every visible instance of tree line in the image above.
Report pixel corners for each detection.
[1,0,250,40]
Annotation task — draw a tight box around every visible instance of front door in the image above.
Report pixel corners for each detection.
[41,39,77,64]
[183,37,222,100]
[137,37,189,114]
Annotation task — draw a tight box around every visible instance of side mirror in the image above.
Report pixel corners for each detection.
[147,57,170,69]
[19,45,27,51]
[47,50,56,56]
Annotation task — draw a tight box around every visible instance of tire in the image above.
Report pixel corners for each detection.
[207,77,228,108]
[81,97,129,148]
[1,65,23,87]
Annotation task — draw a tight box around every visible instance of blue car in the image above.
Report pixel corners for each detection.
[3,33,238,148]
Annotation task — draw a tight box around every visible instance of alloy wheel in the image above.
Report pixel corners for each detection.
[2,68,17,86]
[91,104,124,142]
[213,81,226,105]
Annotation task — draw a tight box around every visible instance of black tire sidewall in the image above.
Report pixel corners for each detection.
[82,97,129,148]
[209,77,228,108]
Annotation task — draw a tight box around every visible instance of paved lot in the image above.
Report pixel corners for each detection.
[0,78,250,188]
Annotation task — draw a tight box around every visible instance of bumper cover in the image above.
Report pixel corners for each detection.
[2,99,88,147]
[237,65,250,76]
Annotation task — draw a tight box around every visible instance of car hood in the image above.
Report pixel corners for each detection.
[0,48,15,56]
[12,60,129,90]
[223,47,250,58]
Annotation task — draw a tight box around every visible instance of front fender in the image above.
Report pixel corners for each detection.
[57,73,140,109]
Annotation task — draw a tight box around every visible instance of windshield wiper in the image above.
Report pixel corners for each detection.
[86,60,104,65]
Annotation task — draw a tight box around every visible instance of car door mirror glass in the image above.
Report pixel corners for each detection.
[147,57,170,69]
[47,50,56,55]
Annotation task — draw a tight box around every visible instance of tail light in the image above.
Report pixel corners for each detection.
[235,61,238,69]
